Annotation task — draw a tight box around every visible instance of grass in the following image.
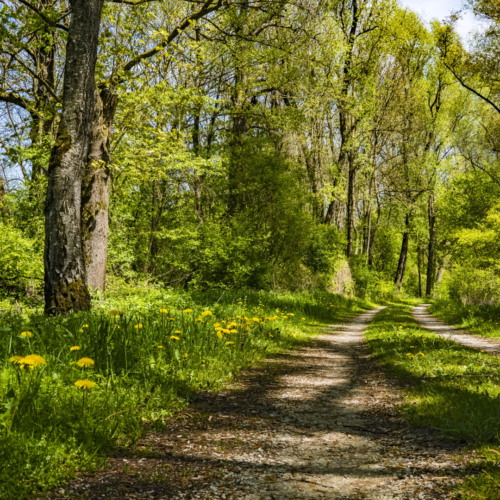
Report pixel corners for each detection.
[365,303,500,499]
[428,299,500,340]
[0,286,372,499]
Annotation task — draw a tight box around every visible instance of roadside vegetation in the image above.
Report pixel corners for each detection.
[366,304,500,499]
[0,288,371,499]
[428,300,500,340]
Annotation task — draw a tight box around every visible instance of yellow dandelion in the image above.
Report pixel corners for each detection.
[184,353,188,358]
[24,354,46,367]
[70,346,80,352]
[75,380,97,390]
[269,334,273,337]
[20,331,33,338]
[169,318,175,321]
[174,330,182,334]
[183,309,193,313]
[160,308,168,313]
[196,318,204,322]
[83,324,89,328]
[238,301,243,304]
[418,352,425,357]
[158,346,164,349]
[214,322,221,327]
[230,329,238,333]
[302,318,305,320]
[170,336,180,340]
[226,341,235,345]
[246,327,251,332]
[217,331,223,339]
[134,324,143,329]
[201,311,212,316]
[9,355,23,364]
[79,329,84,333]
[76,357,95,368]
[109,309,120,317]
[252,318,260,322]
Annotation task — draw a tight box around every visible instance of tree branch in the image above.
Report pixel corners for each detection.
[0,90,31,109]
[17,0,69,32]
[118,0,223,76]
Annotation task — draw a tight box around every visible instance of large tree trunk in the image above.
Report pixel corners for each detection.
[81,88,118,291]
[394,214,410,290]
[44,0,104,314]
[426,194,435,297]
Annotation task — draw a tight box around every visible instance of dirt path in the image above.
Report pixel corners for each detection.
[53,308,469,500]
[413,305,500,356]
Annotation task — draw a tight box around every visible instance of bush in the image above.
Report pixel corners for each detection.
[447,267,500,305]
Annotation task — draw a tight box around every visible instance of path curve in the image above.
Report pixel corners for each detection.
[413,305,500,356]
[55,307,464,500]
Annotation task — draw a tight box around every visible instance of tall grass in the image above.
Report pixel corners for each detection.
[0,288,371,499]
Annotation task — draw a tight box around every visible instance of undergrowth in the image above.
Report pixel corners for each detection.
[0,287,371,499]
[365,304,500,499]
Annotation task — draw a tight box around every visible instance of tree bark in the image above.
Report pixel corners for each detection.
[417,241,422,298]
[346,163,356,257]
[81,88,118,291]
[368,192,381,266]
[44,0,104,314]
[394,213,410,290]
[426,193,435,296]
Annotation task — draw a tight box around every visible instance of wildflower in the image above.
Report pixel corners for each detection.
[269,334,273,337]
[21,331,33,338]
[160,308,168,313]
[134,324,143,329]
[170,336,180,340]
[75,380,97,390]
[24,354,46,367]
[183,309,193,313]
[70,346,80,351]
[184,353,188,358]
[80,329,84,333]
[252,318,260,322]
[158,345,164,349]
[202,360,205,363]
[226,341,235,345]
[9,356,23,364]
[238,301,243,304]
[83,324,89,328]
[201,311,212,317]
[76,357,95,368]
[230,329,237,333]
[217,331,223,339]
[246,327,251,332]
[289,313,294,317]
[214,322,221,327]
[302,318,305,320]
[418,352,425,357]
[196,318,204,322]
[109,309,120,316]
[175,330,182,334]
[169,317,175,321]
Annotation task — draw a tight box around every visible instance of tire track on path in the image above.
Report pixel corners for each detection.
[413,305,500,356]
[55,307,466,500]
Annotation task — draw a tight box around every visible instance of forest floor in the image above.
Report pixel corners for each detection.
[413,305,500,355]
[45,307,474,500]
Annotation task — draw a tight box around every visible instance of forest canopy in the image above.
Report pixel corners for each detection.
[1,0,499,311]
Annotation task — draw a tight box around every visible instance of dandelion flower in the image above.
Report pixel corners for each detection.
[9,355,23,364]
[246,327,251,332]
[196,318,204,322]
[230,329,237,333]
[238,302,243,304]
[174,330,182,334]
[252,317,260,322]
[135,324,143,329]
[21,331,33,338]
[160,308,168,313]
[201,311,212,316]
[183,309,193,313]
[170,336,180,340]
[302,318,305,320]
[79,329,84,333]
[83,324,89,328]
[226,341,235,345]
[169,318,175,321]
[214,322,221,327]
[109,310,121,317]
[70,346,80,352]
[158,346,164,349]
[217,331,223,339]
[24,354,46,367]
[77,357,95,368]
[75,380,97,390]
[184,353,188,358]
[418,352,425,357]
